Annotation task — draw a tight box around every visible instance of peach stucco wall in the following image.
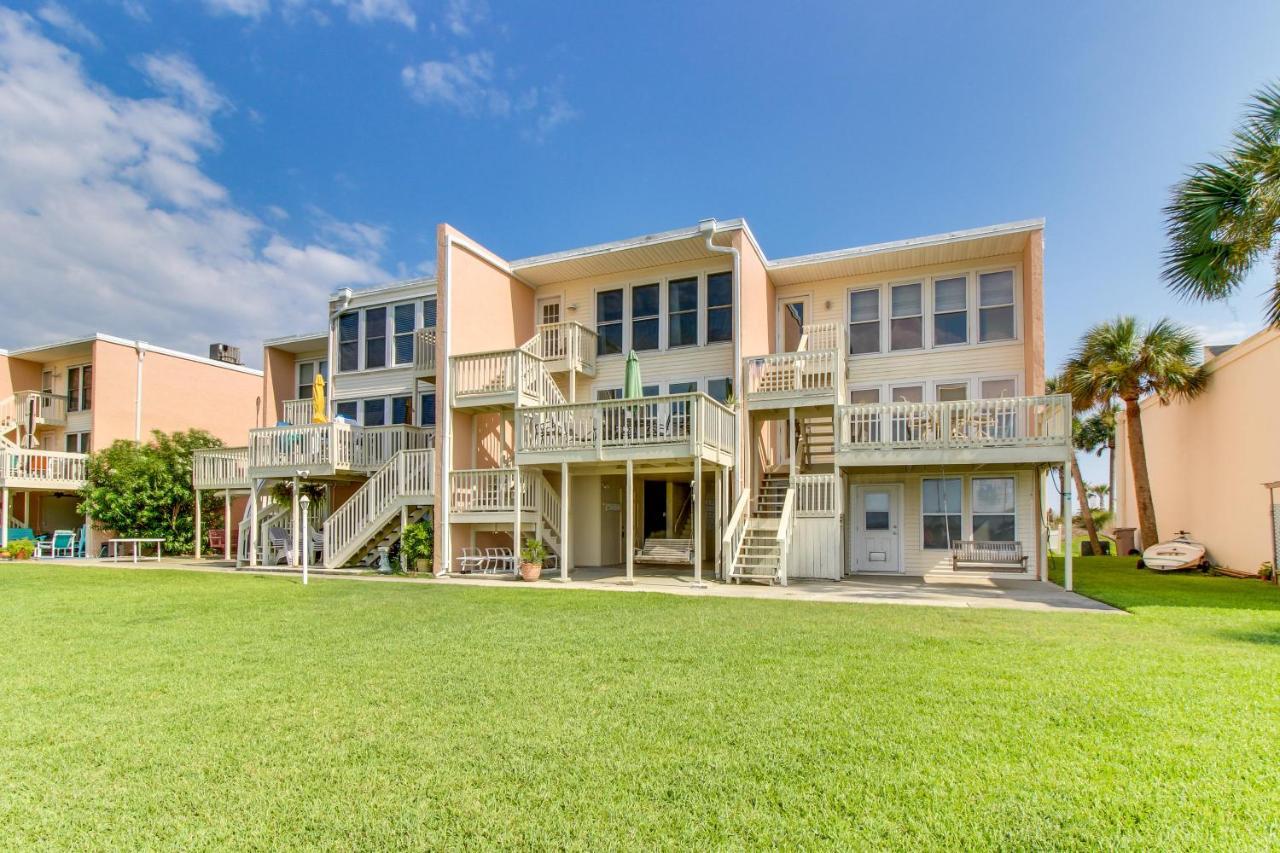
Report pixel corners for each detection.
[0,354,43,399]
[263,347,297,427]
[1114,328,1280,572]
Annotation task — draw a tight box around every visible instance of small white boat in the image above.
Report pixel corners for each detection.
[1137,531,1209,572]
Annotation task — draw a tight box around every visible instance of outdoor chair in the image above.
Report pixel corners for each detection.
[207,528,227,555]
[36,529,76,559]
[457,547,484,574]
[267,527,290,565]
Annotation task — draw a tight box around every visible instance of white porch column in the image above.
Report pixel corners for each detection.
[194,488,202,561]
[788,407,797,482]
[290,475,300,568]
[401,504,409,573]
[223,488,232,561]
[248,487,259,568]
[512,465,522,570]
[693,456,705,588]
[1063,462,1074,591]
[714,468,723,582]
[559,461,570,581]
[84,511,91,558]
[22,492,29,527]
[625,458,634,584]
[2,487,9,548]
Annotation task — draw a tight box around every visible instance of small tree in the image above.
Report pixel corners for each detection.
[80,429,225,555]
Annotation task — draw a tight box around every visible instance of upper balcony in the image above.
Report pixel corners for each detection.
[414,327,437,379]
[744,323,846,413]
[281,398,314,427]
[0,391,69,430]
[835,394,1071,466]
[248,422,434,480]
[526,322,597,376]
[0,447,87,490]
[193,447,251,490]
[516,392,735,466]
[450,346,565,412]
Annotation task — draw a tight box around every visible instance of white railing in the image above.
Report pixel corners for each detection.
[800,322,842,353]
[415,327,437,375]
[0,448,88,486]
[518,393,735,458]
[15,390,68,426]
[793,473,839,517]
[775,488,795,587]
[838,394,1072,453]
[282,398,314,426]
[193,447,250,489]
[452,350,518,400]
[517,348,566,406]
[353,426,434,470]
[323,447,434,567]
[721,490,750,581]
[745,349,841,398]
[449,468,536,514]
[536,473,562,541]
[249,423,432,473]
[534,321,598,374]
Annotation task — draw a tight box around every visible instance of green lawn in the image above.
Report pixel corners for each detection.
[2,560,1279,849]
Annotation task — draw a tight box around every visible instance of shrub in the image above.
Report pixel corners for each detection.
[8,539,35,561]
[520,539,548,565]
[401,518,433,571]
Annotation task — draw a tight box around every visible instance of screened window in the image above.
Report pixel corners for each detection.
[365,307,387,369]
[972,477,1016,542]
[890,282,923,350]
[391,395,411,425]
[668,381,697,394]
[596,289,623,356]
[848,288,880,354]
[707,378,733,404]
[335,401,358,422]
[419,393,436,426]
[338,312,359,372]
[422,298,437,329]
[297,360,328,400]
[596,388,622,401]
[979,270,1016,342]
[933,277,968,346]
[65,432,89,453]
[668,277,698,347]
[706,271,733,343]
[631,284,659,351]
[363,398,385,427]
[66,365,92,412]
[935,382,967,402]
[922,477,962,549]
[394,304,416,365]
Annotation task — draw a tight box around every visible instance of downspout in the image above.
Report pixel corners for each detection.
[700,219,742,494]
[437,234,453,575]
[133,341,148,442]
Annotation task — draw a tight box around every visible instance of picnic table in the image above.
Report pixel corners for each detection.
[105,538,165,563]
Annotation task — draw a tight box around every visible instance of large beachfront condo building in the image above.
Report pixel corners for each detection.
[208,217,1072,584]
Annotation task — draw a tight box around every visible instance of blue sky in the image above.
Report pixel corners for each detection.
[1,0,1278,487]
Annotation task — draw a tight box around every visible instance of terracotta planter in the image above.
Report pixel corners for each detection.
[414,558,430,573]
[520,561,543,581]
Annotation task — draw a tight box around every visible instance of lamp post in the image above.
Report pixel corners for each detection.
[299,493,310,586]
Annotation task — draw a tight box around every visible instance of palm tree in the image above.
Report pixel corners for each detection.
[1079,406,1117,513]
[1087,483,1109,510]
[1164,81,1280,326]
[1046,374,1103,556]
[1063,317,1209,548]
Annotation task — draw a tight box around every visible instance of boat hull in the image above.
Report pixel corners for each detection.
[1140,540,1207,571]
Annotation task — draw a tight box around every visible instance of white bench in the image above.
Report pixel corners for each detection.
[950,540,1027,572]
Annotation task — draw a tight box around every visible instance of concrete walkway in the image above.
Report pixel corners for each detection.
[31,556,1118,613]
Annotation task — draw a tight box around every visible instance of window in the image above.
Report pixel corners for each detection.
[393,304,416,365]
[365,307,387,369]
[933,276,968,346]
[338,313,359,372]
[41,370,53,394]
[668,277,698,347]
[297,360,328,400]
[922,477,962,549]
[889,282,923,350]
[935,382,967,402]
[419,393,436,426]
[631,284,659,351]
[706,271,732,343]
[848,387,880,404]
[848,387,881,441]
[848,288,880,354]
[596,388,622,401]
[422,298,437,329]
[980,378,1018,437]
[65,432,89,453]
[979,271,1016,342]
[363,398,385,426]
[707,377,733,404]
[972,477,1015,542]
[864,491,890,531]
[66,365,92,412]
[335,401,358,422]
[391,395,411,425]
[668,381,697,395]
[596,289,623,356]
[888,384,923,441]
[889,384,923,403]
[981,378,1016,399]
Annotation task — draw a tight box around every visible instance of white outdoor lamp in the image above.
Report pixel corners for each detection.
[298,493,311,585]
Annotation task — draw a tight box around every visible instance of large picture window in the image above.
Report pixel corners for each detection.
[364,307,387,369]
[706,271,732,343]
[393,304,415,365]
[890,282,923,351]
[66,365,92,412]
[933,276,968,346]
[848,288,880,354]
[338,312,359,372]
[978,270,1016,342]
[972,477,1015,542]
[922,477,962,549]
[631,283,659,351]
[596,289,623,356]
[668,277,698,347]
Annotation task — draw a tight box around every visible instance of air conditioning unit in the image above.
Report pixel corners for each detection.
[209,343,242,365]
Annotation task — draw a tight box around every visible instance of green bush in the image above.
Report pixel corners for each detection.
[401,518,433,571]
[520,538,548,565]
[7,539,35,560]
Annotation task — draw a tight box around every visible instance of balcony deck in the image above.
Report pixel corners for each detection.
[414,327,437,379]
[193,447,250,490]
[527,321,597,376]
[835,394,1072,466]
[516,393,735,466]
[0,447,87,491]
[248,423,434,480]
[450,347,564,412]
[744,323,846,412]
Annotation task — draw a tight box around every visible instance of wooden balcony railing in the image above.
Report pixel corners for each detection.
[531,321,597,374]
[193,447,250,489]
[415,328,437,375]
[14,391,68,426]
[248,423,434,474]
[451,348,565,407]
[517,392,735,459]
[837,395,1072,455]
[0,448,87,487]
[793,473,840,517]
[281,398,314,426]
[449,468,535,514]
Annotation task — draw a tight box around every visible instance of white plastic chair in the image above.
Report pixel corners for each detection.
[457,547,484,574]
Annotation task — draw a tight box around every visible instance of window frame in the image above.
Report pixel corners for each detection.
[977,267,1018,343]
[921,476,964,550]
[594,287,625,357]
[337,312,360,373]
[630,282,660,352]
[296,358,329,401]
[392,303,417,366]
[65,432,90,453]
[666,276,699,349]
[931,273,970,348]
[888,280,924,352]
[706,377,733,404]
[847,286,882,356]
[364,306,388,370]
[971,476,1017,544]
[705,270,733,344]
[362,398,386,427]
[66,364,92,412]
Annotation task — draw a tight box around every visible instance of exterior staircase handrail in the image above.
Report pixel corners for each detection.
[322,447,434,568]
[721,490,751,580]
[774,488,796,587]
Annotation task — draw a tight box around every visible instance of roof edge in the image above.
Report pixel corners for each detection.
[767,218,1045,271]
[510,219,749,270]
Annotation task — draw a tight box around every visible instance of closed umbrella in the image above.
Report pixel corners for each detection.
[623,350,643,399]
[312,374,327,424]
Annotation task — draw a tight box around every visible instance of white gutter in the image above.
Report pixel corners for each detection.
[133,341,148,442]
[700,219,743,494]
[437,233,453,575]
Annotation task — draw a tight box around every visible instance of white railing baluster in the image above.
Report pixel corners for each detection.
[836,394,1073,455]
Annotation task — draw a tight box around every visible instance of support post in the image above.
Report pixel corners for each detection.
[84,510,91,558]
[625,458,634,584]
[22,492,29,527]
[788,407,797,482]
[400,504,409,573]
[2,487,9,549]
[1063,462,1074,591]
[194,488,202,561]
[693,456,704,588]
[248,485,259,568]
[223,488,232,561]
[560,462,570,581]
[714,468,723,582]
[291,475,300,568]
[512,466,522,574]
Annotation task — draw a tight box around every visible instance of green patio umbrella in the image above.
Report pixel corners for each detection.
[623,349,643,399]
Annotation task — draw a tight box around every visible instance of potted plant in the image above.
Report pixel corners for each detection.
[8,539,35,561]
[1260,561,1274,582]
[401,520,433,573]
[520,539,548,581]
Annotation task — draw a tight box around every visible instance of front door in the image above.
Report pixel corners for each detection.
[777,296,810,352]
[537,296,564,358]
[850,484,902,574]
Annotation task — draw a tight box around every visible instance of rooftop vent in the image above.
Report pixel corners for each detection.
[209,343,242,365]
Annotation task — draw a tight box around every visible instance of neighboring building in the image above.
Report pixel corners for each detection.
[1114,327,1280,573]
[0,334,262,552]
[209,217,1072,584]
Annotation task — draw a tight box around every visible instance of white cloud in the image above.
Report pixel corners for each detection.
[205,0,415,28]
[35,2,100,47]
[341,0,414,28]
[442,0,486,36]
[1190,320,1260,347]
[203,0,270,19]
[0,9,387,362]
[136,52,230,115]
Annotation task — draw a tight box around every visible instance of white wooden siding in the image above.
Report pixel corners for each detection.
[788,517,842,580]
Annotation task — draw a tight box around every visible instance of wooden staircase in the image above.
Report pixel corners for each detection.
[755,471,790,518]
[323,448,434,568]
[799,415,836,470]
[731,519,784,582]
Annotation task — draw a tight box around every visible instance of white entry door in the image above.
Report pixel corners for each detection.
[850,484,902,574]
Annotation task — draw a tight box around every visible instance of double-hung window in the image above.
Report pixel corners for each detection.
[297,360,328,400]
[933,276,968,346]
[393,304,416,365]
[848,288,880,354]
[889,282,923,351]
[338,313,359,372]
[707,378,733,404]
[668,277,698,347]
[596,289,623,356]
[978,271,1016,342]
[422,297,437,329]
[391,395,411,425]
[972,477,1015,542]
[631,284,659,351]
[66,365,92,412]
[65,433,89,453]
[335,401,358,422]
[365,307,387,369]
[363,398,385,427]
[419,392,436,427]
[922,477,962,549]
[706,271,732,343]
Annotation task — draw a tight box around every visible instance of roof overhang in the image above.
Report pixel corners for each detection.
[264,331,328,355]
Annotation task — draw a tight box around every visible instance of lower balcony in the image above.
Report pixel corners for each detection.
[448,468,537,523]
[836,394,1072,466]
[0,447,87,491]
[248,422,434,479]
[193,447,251,490]
[516,393,735,465]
